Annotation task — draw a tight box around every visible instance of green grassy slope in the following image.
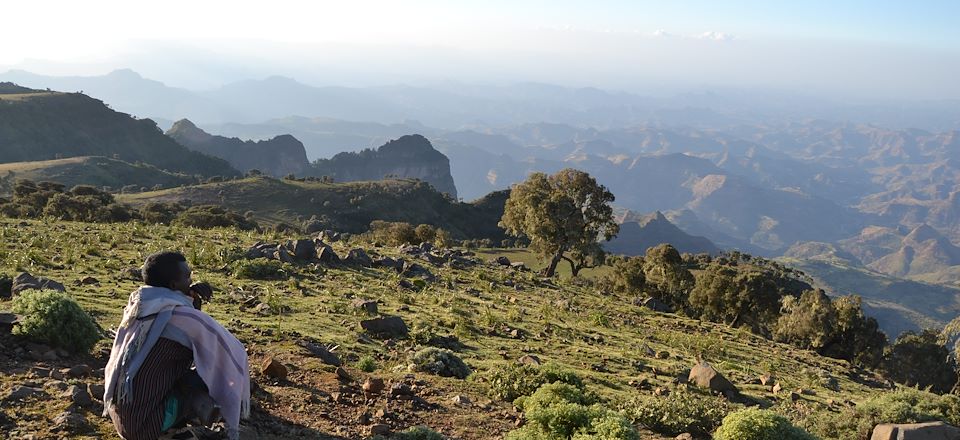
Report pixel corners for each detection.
[0,156,197,192]
[0,91,237,177]
[0,219,901,439]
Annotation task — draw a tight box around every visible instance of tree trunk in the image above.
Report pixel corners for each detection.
[545,252,563,277]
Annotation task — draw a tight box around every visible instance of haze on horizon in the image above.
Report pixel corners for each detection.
[2,0,959,101]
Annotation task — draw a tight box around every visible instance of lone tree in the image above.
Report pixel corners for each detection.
[500,169,618,277]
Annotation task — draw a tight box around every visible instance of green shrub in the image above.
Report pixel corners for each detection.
[357,355,377,373]
[623,389,729,436]
[805,389,960,440]
[11,290,100,353]
[485,362,584,402]
[173,205,258,231]
[232,258,287,280]
[714,409,818,440]
[410,348,471,379]
[507,383,638,440]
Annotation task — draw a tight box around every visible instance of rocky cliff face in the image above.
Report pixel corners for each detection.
[311,134,458,198]
[166,119,309,177]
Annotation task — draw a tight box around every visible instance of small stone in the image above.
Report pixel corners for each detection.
[518,355,542,366]
[260,357,288,380]
[363,378,385,395]
[62,364,92,379]
[336,367,352,381]
[789,391,801,402]
[760,373,775,386]
[53,409,88,432]
[351,298,378,315]
[369,424,390,436]
[61,385,93,408]
[88,383,105,401]
[452,394,472,406]
[772,382,783,394]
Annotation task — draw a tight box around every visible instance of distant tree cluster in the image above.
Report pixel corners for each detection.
[0,179,258,231]
[363,220,452,247]
[607,244,889,370]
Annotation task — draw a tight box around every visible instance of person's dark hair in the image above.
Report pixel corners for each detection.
[142,252,187,288]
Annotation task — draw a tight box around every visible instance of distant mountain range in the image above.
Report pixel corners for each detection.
[2,69,958,131]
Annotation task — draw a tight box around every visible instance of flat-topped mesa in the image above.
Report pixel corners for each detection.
[166,118,310,177]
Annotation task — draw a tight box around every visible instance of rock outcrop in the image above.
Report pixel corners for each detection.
[167,119,310,177]
[311,134,458,198]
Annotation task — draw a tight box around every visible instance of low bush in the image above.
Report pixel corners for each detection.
[11,289,101,353]
[394,426,446,440]
[790,389,960,440]
[484,362,584,402]
[174,205,259,231]
[507,383,638,440]
[410,347,471,379]
[623,389,729,436]
[357,355,377,373]
[714,408,817,440]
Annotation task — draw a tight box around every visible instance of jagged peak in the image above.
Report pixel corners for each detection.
[166,119,213,143]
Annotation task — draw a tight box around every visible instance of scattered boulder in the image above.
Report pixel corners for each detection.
[12,272,66,296]
[244,242,278,259]
[301,341,341,366]
[510,262,529,271]
[362,378,385,395]
[369,424,390,436]
[373,256,401,269]
[3,385,46,401]
[317,246,341,264]
[320,230,340,243]
[289,239,316,260]
[76,276,99,286]
[118,267,143,281]
[640,297,673,313]
[871,421,960,440]
[61,385,93,408]
[360,316,408,338]
[345,248,373,267]
[688,361,738,394]
[53,409,88,433]
[518,355,542,366]
[452,394,472,406]
[495,256,511,266]
[351,298,378,315]
[0,312,17,334]
[260,357,288,380]
[275,246,295,264]
[760,373,775,386]
[62,364,92,379]
[87,383,105,402]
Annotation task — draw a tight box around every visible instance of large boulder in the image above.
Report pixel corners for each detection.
[688,361,737,394]
[317,245,341,264]
[640,297,673,313]
[289,239,316,261]
[0,313,17,334]
[345,248,373,267]
[360,316,408,338]
[871,422,960,440]
[12,272,65,296]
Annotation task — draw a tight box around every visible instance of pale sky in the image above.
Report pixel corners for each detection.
[2,0,958,99]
